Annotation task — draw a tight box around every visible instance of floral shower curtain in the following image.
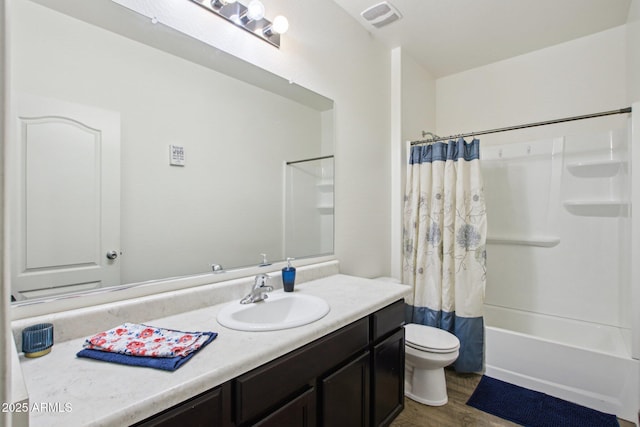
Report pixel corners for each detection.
[402,138,487,372]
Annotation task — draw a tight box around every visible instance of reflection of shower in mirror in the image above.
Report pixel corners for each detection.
[285,156,335,260]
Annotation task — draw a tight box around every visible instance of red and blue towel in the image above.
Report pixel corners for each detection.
[76,323,217,371]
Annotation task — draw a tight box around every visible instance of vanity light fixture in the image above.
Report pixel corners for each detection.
[210,0,237,8]
[189,0,288,48]
[246,0,266,21]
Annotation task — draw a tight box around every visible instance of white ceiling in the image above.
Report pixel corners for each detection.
[332,0,632,77]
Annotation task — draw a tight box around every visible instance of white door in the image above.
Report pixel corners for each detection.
[9,94,121,300]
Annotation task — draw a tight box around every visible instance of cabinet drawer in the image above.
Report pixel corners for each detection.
[235,318,369,425]
[371,299,405,341]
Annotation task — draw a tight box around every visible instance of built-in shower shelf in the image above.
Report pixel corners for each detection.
[563,200,628,217]
[317,180,334,192]
[566,160,624,178]
[486,235,560,248]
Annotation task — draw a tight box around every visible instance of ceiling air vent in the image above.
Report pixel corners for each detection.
[360,1,402,29]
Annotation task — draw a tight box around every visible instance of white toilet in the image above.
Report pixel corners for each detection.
[404,323,460,406]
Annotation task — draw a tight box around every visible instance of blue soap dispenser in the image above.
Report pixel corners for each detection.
[282,257,296,292]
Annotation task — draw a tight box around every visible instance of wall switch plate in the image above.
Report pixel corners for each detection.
[169,144,185,166]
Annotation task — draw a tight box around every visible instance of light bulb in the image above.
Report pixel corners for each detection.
[271,15,289,34]
[246,0,265,21]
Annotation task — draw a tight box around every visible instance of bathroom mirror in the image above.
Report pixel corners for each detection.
[8,0,334,303]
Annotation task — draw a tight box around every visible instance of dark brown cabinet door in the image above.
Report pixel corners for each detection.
[252,387,316,427]
[320,351,371,427]
[372,329,405,427]
[132,383,231,427]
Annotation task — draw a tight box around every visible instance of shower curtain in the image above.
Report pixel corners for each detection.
[402,138,487,372]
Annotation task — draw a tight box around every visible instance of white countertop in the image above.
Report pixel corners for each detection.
[17,274,409,427]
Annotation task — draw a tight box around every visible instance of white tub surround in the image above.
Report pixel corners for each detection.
[480,127,638,423]
[13,272,410,427]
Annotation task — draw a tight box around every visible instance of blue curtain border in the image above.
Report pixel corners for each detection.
[410,138,480,165]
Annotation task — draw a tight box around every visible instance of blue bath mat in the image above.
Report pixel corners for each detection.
[466,376,619,427]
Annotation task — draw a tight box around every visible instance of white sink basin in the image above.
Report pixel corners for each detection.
[217,292,330,331]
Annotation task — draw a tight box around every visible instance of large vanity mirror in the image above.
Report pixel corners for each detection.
[8,0,334,304]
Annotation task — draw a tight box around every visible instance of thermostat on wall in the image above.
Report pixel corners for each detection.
[169,144,185,166]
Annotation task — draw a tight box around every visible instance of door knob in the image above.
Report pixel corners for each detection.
[106,250,119,260]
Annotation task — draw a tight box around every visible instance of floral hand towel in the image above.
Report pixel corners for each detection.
[83,323,210,357]
[82,323,214,358]
[77,323,217,371]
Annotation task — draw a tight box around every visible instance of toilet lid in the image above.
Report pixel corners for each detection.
[405,324,460,353]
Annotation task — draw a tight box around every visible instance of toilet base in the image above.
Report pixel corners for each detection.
[405,365,449,406]
[405,390,448,406]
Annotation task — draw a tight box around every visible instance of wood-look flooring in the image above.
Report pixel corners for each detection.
[390,369,636,427]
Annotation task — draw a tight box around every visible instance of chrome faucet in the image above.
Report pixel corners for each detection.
[240,274,273,304]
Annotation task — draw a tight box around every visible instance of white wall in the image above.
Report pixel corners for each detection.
[390,48,436,280]
[110,0,392,278]
[0,0,8,423]
[628,0,640,103]
[436,26,628,143]
[627,0,640,383]
[401,55,437,144]
[434,27,631,329]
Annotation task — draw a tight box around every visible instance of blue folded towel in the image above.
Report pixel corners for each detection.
[77,331,217,371]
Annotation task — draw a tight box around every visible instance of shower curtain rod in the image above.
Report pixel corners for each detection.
[411,106,632,146]
[286,154,334,165]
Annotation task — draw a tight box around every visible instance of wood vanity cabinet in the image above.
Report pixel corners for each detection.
[238,298,406,427]
[131,382,233,427]
[372,328,405,426]
[320,351,371,426]
[251,387,316,427]
[371,300,406,426]
[133,299,405,427]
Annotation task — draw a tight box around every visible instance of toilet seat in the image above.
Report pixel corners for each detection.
[405,324,460,353]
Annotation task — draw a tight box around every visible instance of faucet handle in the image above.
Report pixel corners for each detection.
[259,253,271,267]
[254,273,271,288]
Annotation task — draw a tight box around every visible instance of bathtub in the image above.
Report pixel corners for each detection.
[484,304,639,423]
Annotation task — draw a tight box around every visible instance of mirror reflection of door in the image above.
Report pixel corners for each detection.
[9,94,121,301]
